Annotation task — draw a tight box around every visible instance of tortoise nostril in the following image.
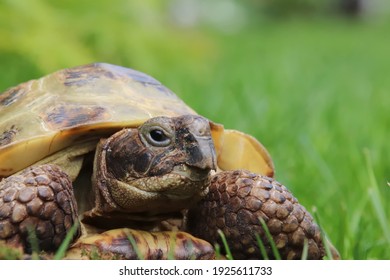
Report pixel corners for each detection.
[197,127,207,136]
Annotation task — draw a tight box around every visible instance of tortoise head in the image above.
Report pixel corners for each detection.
[89,115,217,219]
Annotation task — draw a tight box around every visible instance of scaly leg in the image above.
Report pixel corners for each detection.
[0,164,79,253]
[188,170,340,260]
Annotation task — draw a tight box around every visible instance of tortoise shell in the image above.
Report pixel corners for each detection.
[0,63,274,178]
[0,63,195,176]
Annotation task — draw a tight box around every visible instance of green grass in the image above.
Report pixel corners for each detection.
[159,19,390,260]
[217,229,234,260]
[53,222,80,260]
[0,1,389,259]
[171,20,390,260]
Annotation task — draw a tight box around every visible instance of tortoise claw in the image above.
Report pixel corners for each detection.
[188,170,340,260]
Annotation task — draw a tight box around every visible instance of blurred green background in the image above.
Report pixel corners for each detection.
[1,0,389,259]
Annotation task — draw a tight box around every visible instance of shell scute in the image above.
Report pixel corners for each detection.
[0,83,29,107]
[100,63,160,85]
[41,104,110,130]
[63,64,116,87]
[0,125,20,147]
[62,63,160,88]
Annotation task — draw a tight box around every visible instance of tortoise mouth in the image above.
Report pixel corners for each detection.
[127,165,210,197]
[171,164,211,182]
[108,170,210,215]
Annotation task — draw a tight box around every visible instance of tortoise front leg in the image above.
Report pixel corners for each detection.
[188,170,340,260]
[0,164,80,253]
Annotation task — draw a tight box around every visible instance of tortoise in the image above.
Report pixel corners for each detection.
[0,63,339,259]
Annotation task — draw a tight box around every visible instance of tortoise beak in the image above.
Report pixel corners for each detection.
[172,134,216,182]
[186,135,217,172]
[176,115,217,173]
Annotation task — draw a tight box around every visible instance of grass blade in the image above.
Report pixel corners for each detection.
[217,229,233,260]
[167,233,177,260]
[259,217,281,260]
[255,233,269,260]
[313,209,334,260]
[364,149,390,243]
[301,239,309,260]
[54,222,79,260]
[27,226,40,260]
[214,243,222,260]
[126,230,145,260]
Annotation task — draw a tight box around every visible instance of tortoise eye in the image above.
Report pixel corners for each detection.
[150,129,167,142]
[147,129,171,147]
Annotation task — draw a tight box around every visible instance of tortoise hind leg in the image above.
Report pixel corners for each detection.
[0,164,80,253]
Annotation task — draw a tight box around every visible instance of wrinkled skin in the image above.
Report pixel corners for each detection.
[0,115,339,259]
[87,115,216,219]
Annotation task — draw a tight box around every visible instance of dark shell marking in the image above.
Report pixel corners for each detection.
[0,84,28,107]
[63,63,159,87]
[41,105,109,130]
[99,63,161,85]
[63,64,115,87]
[62,63,176,98]
[0,125,19,147]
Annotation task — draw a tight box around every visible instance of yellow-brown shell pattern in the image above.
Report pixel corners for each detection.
[0,63,195,176]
